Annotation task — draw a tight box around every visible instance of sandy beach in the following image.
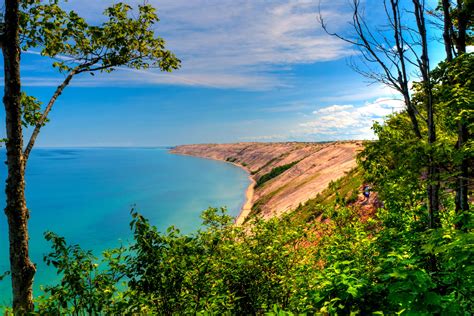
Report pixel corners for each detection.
[235,176,256,225]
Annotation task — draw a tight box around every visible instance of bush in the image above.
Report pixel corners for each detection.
[33,204,473,314]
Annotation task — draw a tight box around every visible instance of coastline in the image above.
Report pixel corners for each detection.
[235,176,256,225]
[170,142,361,222]
[168,151,255,224]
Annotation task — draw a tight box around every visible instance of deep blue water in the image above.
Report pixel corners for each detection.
[0,148,249,305]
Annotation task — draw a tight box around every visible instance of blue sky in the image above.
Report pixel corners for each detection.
[1,0,446,146]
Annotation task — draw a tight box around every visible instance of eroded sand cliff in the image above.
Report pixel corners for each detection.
[170,141,363,222]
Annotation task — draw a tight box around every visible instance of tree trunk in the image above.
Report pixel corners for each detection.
[454,0,470,228]
[413,0,440,229]
[3,0,36,312]
[441,0,453,62]
[455,0,467,54]
[455,119,470,229]
[390,0,422,139]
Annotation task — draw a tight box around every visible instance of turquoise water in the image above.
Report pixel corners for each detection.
[0,147,249,305]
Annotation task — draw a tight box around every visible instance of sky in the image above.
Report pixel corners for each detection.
[1,0,446,147]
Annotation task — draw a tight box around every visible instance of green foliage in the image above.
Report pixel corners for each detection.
[36,232,125,314]
[121,208,310,314]
[292,168,364,223]
[432,53,474,164]
[33,204,473,314]
[20,1,180,74]
[255,160,300,188]
[358,115,428,216]
[35,208,313,314]
[20,92,47,127]
[359,53,474,229]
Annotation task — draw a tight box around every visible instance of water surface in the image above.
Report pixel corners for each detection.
[0,147,249,305]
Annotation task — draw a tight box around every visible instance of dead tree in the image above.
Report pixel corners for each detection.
[319,0,441,228]
[319,0,423,139]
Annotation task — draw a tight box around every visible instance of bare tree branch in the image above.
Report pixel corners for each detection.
[318,0,424,137]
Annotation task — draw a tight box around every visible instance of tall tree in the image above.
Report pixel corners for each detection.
[320,0,423,139]
[319,0,440,228]
[1,1,180,312]
[439,0,473,227]
[1,0,36,312]
[413,0,440,228]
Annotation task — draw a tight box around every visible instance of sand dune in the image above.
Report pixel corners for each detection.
[170,141,363,222]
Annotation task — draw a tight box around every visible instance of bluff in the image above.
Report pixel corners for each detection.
[170,141,363,222]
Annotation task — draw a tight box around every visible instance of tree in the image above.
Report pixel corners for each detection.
[1,0,36,312]
[1,0,180,312]
[438,0,473,226]
[412,0,440,229]
[319,0,423,139]
[319,0,440,228]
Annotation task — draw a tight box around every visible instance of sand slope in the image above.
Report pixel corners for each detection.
[170,141,363,221]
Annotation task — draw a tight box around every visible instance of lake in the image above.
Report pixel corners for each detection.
[0,147,249,305]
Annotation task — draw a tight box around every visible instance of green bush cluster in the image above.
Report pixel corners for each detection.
[255,161,300,188]
[30,200,472,314]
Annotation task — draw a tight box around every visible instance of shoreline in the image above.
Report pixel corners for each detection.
[168,151,255,224]
[235,176,256,225]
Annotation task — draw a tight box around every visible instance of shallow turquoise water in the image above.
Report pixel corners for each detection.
[0,147,249,305]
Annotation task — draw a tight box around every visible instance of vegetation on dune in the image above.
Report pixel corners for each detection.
[291,167,364,224]
[225,157,238,163]
[255,160,301,188]
[250,155,287,175]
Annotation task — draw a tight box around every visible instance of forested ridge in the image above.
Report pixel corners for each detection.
[0,0,473,314]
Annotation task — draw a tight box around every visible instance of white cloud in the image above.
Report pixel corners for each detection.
[313,104,353,114]
[27,0,355,89]
[299,97,405,139]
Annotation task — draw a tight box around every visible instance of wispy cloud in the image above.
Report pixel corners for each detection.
[313,104,353,114]
[239,134,287,141]
[26,0,355,89]
[317,84,400,103]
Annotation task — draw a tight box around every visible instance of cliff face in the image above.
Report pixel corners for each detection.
[170,141,363,220]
